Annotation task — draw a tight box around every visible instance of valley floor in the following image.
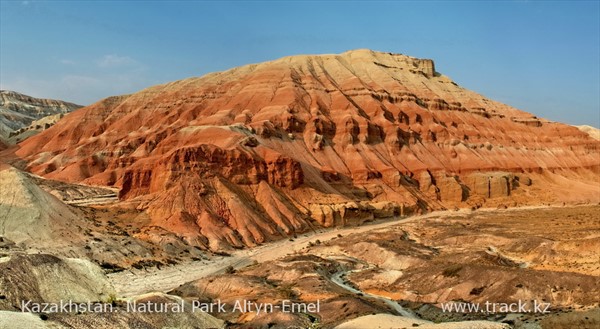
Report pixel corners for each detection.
[108,205,600,328]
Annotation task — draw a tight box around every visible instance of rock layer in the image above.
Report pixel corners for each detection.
[9,49,600,250]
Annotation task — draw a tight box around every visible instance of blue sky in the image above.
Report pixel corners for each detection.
[1,1,598,126]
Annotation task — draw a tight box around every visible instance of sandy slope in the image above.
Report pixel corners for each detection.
[0,165,81,246]
[0,311,57,329]
[0,254,116,310]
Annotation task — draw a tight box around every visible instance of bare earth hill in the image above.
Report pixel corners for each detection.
[0,90,82,146]
[6,49,600,251]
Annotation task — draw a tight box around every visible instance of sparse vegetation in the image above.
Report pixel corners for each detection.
[105,293,118,306]
[99,262,125,273]
[131,259,164,270]
[276,283,295,299]
[224,265,236,274]
[442,264,463,277]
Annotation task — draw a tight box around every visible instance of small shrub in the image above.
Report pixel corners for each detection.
[277,284,295,299]
[99,262,125,273]
[469,286,485,295]
[105,293,118,306]
[442,264,463,277]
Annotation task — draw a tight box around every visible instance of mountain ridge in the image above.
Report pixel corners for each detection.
[0,90,82,146]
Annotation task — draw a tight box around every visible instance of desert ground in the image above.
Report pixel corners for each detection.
[104,205,599,328]
[1,50,599,329]
[0,165,598,328]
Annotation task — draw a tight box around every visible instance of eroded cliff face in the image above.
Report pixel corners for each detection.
[9,49,600,250]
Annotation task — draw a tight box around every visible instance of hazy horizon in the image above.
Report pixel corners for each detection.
[1,1,598,127]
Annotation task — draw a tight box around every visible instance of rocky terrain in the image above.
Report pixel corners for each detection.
[0,163,221,268]
[4,49,599,252]
[0,50,598,328]
[166,206,599,328]
[0,90,81,146]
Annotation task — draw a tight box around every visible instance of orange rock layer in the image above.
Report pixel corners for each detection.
[10,50,600,250]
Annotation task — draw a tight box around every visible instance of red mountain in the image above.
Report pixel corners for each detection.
[10,49,599,250]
